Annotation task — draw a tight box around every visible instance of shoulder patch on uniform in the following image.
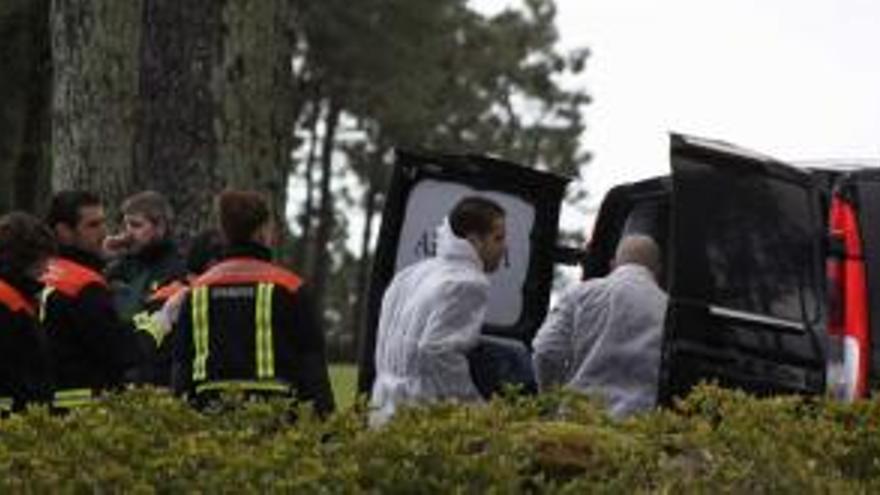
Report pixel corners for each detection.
[0,279,35,316]
[41,258,108,297]
[192,258,303,293]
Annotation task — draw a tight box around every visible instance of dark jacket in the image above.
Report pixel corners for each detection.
[0,271,51,413]
[133,278,189,387]
[105,240,185,387]
[41,246,158,403]
[172,243,335,416]
[106,239,186,321]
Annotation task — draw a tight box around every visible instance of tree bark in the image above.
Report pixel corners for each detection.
[293,100,322,267]
[51,0,300,241]
[50,0,142,212]
[216,0,297,230]
[309,100,340,319]
[0,0,52,214]
[136,0,225,239]
[350,145,386,360]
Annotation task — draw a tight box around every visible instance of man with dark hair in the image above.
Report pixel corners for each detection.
[370,195,506,425]
[0,212,56,414]
[532,234,667,418]
[105,190,186,322]
[171,190,334,416]
[41,191,170,409]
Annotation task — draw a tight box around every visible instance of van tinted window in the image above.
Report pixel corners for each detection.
[675,157,821,323]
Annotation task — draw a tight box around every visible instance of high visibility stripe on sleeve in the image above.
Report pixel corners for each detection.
[192,287,210,382]
[133,311,165,347]
[39,286,55,323]
[255,283,275,379]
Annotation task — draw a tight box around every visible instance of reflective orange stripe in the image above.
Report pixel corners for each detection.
[191,258,302,293]
[0,279,34,316]
[40,257,107,297]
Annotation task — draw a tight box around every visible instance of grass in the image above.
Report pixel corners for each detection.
[329,363,359,410]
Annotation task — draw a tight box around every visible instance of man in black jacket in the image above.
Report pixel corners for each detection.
[0,212,56,415]
[172,190,334,416]
[41,191,169,409]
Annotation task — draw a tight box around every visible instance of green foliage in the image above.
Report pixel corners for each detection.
[3,385,880,492]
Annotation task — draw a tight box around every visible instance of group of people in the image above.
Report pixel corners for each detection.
[0,189,333,416]
[1,189,664,423]
[370,196,667,424]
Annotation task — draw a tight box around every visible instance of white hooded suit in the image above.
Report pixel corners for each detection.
[370,220,488,425]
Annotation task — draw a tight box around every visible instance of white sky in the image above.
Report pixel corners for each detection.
[473,0,880,231]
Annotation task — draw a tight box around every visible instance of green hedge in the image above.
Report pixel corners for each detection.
[2,385,880,492]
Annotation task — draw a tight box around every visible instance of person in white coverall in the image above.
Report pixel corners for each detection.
[532,234,667,418]
[370,196,506,426]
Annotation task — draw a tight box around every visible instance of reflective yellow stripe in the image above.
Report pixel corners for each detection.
[53,388,95,408]
[195,380,290,395]
[255,283,275,379]
[192,287,210,382]
[39,286,55,323]
[0,397,12,412]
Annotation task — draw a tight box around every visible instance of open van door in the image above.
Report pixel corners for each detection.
[658,134,829,404]
[357,151,570,394]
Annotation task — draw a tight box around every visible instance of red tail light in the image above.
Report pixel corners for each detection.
[827,195,869,400]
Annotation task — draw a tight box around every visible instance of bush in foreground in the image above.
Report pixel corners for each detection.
[1,385,880,492]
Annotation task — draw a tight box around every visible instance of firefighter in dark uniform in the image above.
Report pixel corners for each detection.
[41,191,170,409]
[172,190,334,416]
[0,212,56,415]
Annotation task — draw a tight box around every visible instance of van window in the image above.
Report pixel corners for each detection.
[676,157,821,323]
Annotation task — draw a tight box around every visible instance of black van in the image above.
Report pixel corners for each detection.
[358,134,880,404]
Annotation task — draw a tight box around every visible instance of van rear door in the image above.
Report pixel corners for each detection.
[659,134,828,404]
[357,150,570,394]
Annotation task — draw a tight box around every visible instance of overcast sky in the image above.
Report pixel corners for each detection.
[473,0,880,230]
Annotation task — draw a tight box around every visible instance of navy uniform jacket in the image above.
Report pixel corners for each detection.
[41,247,158,403]
[0,272,51,413]
[172,243,334,416]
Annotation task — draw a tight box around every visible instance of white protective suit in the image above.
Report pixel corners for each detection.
[532,264,667,418]
[369,220,488,425]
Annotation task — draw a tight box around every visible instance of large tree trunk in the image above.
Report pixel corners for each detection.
[216,0,297,232]
[135,0,225,239]
[0,0,52,214]
[51,0,299,241]
[50,0,142,212]
[293,100,322,267]
[309,100,340,320]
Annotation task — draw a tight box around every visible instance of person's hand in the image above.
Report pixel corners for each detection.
[103,233,132,258]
